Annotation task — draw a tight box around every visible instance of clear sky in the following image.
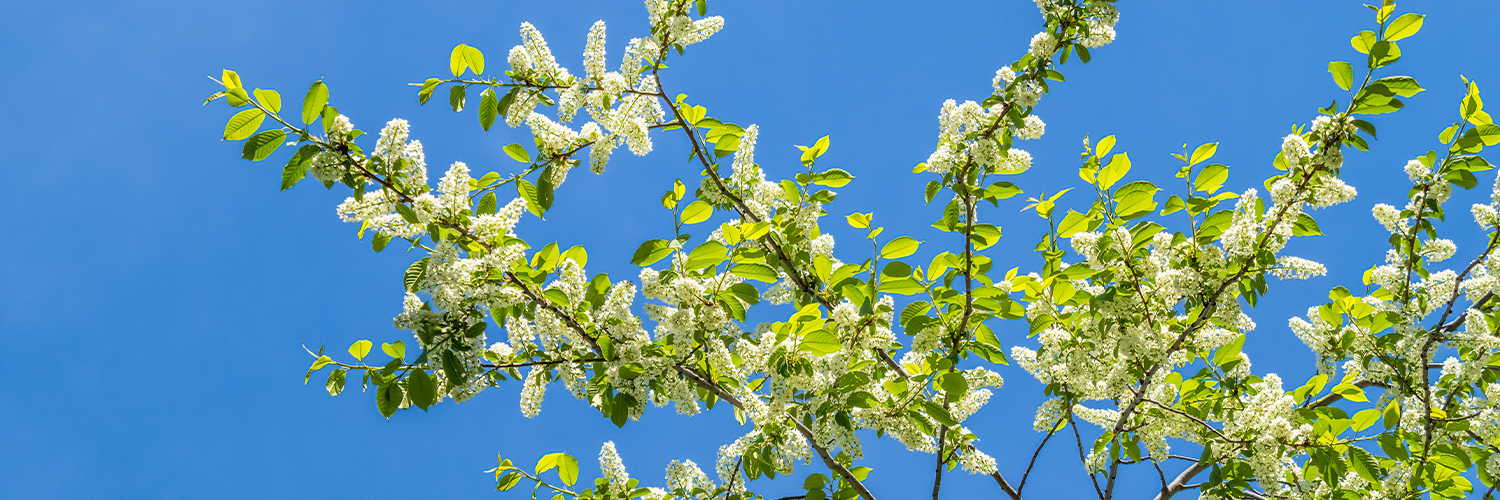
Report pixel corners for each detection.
[4,0,1500,498]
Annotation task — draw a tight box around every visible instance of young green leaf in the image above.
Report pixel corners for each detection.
[881,236,921,259]
[1189,142,1218,166]
[504,143,532,163]
[1329,61,1354,91]
[631,239,674,266]
[408,370,437,410]
[348,339,373,361]
[242,129,286,161]
[450,44,470,77]
[1194,164,1229,193]
[1384,13,1423,41]
[302,81,328,124]
[681,200,714,224]
[223,108,266,140]
[479,88,498,131]
[1097,152,1131,190]
[253,88,281,114]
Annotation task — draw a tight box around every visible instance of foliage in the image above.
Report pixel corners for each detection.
[208,1,1500,499]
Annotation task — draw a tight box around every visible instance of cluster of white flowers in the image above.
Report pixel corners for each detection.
[1271,256,1327,280]
[598,441,631,493]
[925,99,1035,175]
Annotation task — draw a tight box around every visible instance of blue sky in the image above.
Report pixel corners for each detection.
[4,0,1500,498]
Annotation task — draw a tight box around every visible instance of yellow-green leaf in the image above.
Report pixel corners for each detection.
[881,236,921,259]
[1329,61,1354,91]
[450,44,470,77]
[1384,13,1423,41]
[1095,134,1116,157]
[223,108,266,140]
[1351,30,1378,54]
[681,200,713,224]
[1189,142,1218,166]
[348,339,373,361]
[302,81,328,125]
[463,45,485,75]
[1056,210,1091,238]
[1097,152,1131,190]
[1194,163,1229,193]
[253,88,281,114]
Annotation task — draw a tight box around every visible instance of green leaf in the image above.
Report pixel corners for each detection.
[1194,163,1229,193]
[1385,13,1423,41]
[450,44,470,77]
[557,454,579,486]
[1351,30,1378,54]
[479,88,498,131]
[1332,383,1368,402]
[1189,142,1218,166]
[477,192,498,215]
[731,263,779,282]
[1329,61,1354,91]
[348,339,372,361]
[517,179,544,218]
[1112,181,1160,220]
[449,85,466,112]
[223,108,265,140]
[727,282,761,305]
[418,78,440,105]
[253,88,281,114]
[881,236,921,259]
[631,239,674,266]
[393,203,420,224]
[221,69,242,90]
[800,330,842,355]
[618,363,646,379]
[241,129,286,161]
[1161,195,1185,215]
[1462,124,1500,149]
[1095,135,1116,157]
[921,401,959,427]
[1293,213,1323,236]
[463,45,485,75]
[1057,210,1091,238]
[302,81,328,125]
[681,200,713,224]
[496,472,523,491]
[1212,334,1245,368]
[1097,152,1131,190]
[404,257,429,293]
[940,372,969,402]
[813,168,854,187]
[846,391,878,408]
[1352,408,1380,432]
[685,241,728,271]
[1348,446,1380,482]
[878,277,927,295]
[381,340,406,360]
[986,181,1023,200]
[408,370,437,410]
[372,233,391,252]
[280,145,319,191]
[1373,76,1423,98]
[972,224,1001,250]
[846,212,872,229]
[504,143,531,163]
[376,383,403,418]
[326,368,347,396]
[1368,40,1401,68]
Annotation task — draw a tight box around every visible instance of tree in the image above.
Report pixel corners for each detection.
[205,1,1500,498]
